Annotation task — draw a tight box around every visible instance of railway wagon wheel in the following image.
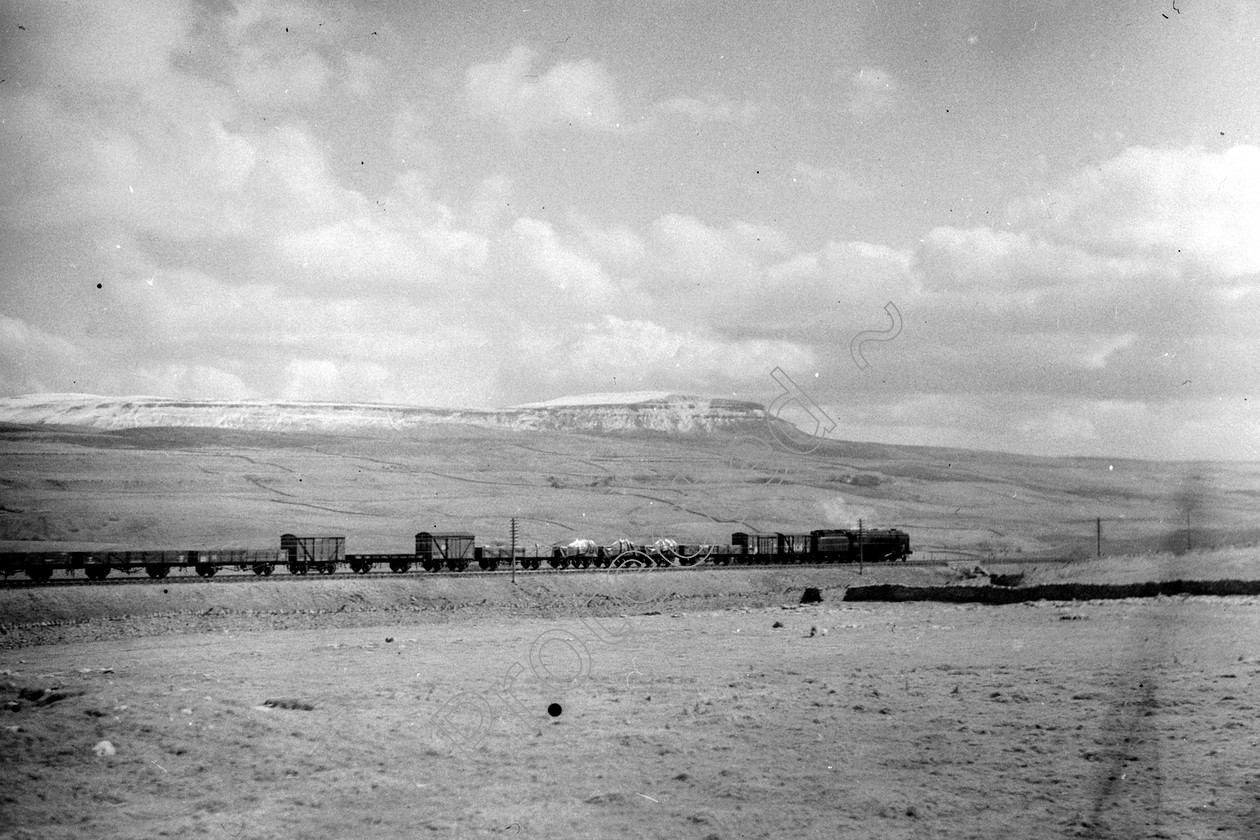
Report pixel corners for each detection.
[389,560,411,573]
[446,558,468,572]
[349,560,371,574]
[610,551,650,569]
[674,546,712,566]
[478,557,499,571]
[85,564,111,581]
[252,563,274,576]
[288,562,308,575]
[194,563,217,578]
[26,565,54,582]
[145,564,170,579]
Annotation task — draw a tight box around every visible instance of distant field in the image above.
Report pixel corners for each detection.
[1016,545,1260,585]
[1,421,1257,561]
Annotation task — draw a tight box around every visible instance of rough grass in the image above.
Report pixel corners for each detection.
[1017,545,1260,585]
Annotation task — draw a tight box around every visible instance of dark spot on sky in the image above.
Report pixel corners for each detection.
[96,283,102,289]
[547,702,562,717]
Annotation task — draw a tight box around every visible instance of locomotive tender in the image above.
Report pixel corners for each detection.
[0,527,910,582]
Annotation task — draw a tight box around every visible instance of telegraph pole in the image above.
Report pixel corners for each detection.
[510,517,518,584]
[858,518,864,576]
[1096,517,1102,558]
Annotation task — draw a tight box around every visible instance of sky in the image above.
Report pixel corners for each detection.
[0,0,1257,461]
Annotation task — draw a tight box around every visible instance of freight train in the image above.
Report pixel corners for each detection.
[0,527,910,582]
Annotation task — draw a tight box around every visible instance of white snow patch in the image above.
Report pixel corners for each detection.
[0,393,774,437]
[514,391,679,408]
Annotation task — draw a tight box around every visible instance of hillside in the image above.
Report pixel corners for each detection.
[0,392,1258,561]
[0,393,772,437]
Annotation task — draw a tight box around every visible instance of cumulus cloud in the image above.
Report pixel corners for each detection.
[280,214,488,283]
[465,45,623,131]
[466,175,515,232]
[389,103,441,174]
[758,239,914,338]
[1015,145,1260,278]
[1,0,1253,461]
[792,162,870,201]
[508,218,622,308]
[908,147,1260,382]
[279,172,489,283]
[234,47,332,105]
[281,358,385,402]
[658,92,758,124]
[0,0,409,244]
[134,364,260,401]
[0,314,83,394]
[648,213,789,290]
[849,66,900,118]
[106,263,504,406]
[509,316,817,399]
[819,391,1258,461]
[913,227,1152,294]
[223,0,385,102]
[572,218,647,270]
[817,392,1121,455]
[0,89,365,241]
[806,144,1260,457]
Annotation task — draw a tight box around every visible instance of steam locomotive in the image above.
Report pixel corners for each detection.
[0,527,910,582]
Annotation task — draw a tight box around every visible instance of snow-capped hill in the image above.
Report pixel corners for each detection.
[501,394,771,434]
[515,391,679,408]
[0,394,477,433]
[0,393,775,437]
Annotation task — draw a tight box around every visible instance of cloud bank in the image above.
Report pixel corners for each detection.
[1,2,1255,460]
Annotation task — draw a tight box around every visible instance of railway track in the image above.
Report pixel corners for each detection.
[0,555,1069,588]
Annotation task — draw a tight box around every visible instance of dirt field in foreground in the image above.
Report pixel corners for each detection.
[2,591,1259,840]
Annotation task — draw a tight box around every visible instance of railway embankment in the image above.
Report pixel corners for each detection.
[7,548,1257,648]
[0,564,957,647]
